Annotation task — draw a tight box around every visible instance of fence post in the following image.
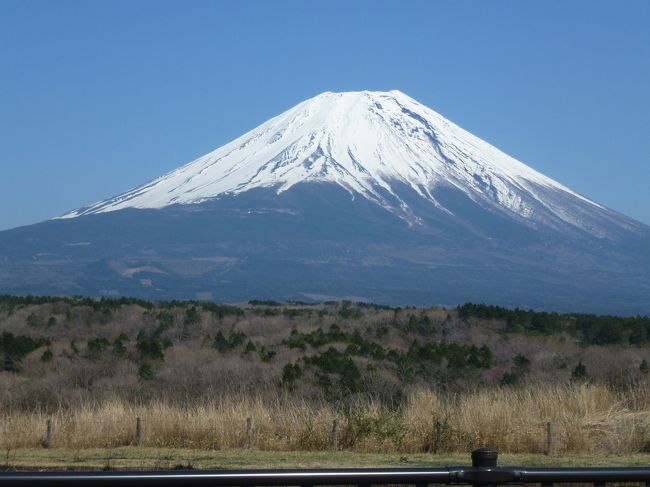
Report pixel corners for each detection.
[332,419,338,452]
[246,417,252,449]
[45,419,52,449]
[546,421,553,456]
[433,420,442,454]
[135,417,142,447]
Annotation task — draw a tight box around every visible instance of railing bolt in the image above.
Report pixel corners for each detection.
[471,447,498,467]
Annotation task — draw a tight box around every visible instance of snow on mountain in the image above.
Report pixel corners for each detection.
[59,90,630,236]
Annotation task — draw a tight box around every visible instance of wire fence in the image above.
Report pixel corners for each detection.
[0,416,560,454]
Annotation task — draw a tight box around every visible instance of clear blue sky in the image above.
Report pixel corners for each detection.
[1,0,649,230]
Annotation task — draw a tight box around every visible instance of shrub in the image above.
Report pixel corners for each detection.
[40,349,54,363]
[138,363,155,380]
[249,300,283,307]
[0,332,48,370]
[403,313,435,335]
[572,362,588,380]
[500,371,517,385]
[157,311,175,330]
[305,347,362,394]
[282,363,302,385]
[201,302,244,318]
[513,353,530,368]
[184,306,200,326]
[259,347,277,362]
[136,332,165,361]
[86,337,110,359]
[112,333,129,357]
[339,304,363,320]
[213,331,248,352]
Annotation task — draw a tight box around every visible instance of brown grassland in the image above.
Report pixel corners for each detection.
[3,384,650,454]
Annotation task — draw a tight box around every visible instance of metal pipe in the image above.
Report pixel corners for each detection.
[0,468,453,486]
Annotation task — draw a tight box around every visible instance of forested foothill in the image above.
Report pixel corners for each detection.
[0,295,648,411]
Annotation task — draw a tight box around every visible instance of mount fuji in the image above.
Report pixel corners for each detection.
[1,90,649,313]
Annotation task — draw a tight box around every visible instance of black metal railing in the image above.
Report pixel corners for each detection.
[1,448,650,486]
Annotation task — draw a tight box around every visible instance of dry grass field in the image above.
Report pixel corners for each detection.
[2,384,650,455]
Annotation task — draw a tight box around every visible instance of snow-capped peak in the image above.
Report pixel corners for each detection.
[60,90,619,234]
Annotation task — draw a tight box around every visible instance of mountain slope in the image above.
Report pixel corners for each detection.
[2,90,649,314]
